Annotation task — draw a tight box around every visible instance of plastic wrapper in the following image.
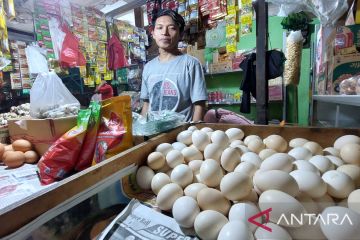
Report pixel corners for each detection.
[284,30,304,86]
[38,109,91,185]
[92,96,133,165]
[25,44,49,74]
[268,0,348,26]
[339,75,360,95]
[133,111,185,136]
[30,72,80,119]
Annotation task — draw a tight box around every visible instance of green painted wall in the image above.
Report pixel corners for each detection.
[205,16,315,126]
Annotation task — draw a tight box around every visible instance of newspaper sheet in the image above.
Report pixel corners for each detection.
[0,163,53,210]
[98,199,199,240]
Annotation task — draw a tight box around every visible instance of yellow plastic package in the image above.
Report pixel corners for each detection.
[92,95,133,165]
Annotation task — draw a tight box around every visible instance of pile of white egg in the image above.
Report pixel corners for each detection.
[136,126,360,240]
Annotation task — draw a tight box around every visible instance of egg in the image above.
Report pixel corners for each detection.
[334,135,360,150]
[254,170,299,197]
[12,139,32,152]
[326,155,344,168]
[309,155,335,174]
[263,135,288,152]
[170,164,193,188]
[136,166,155,190]
[322,170,355,199]
[255,223,291,240]
[258,148,277,160]
[230,140,245,147]
[285,219,326,240]
[192,130,210,151]
[225,128,245,142]
[176,130,193,145]
[184,183,207,199]
[171,142,187,151]
[258,190,306,227]
[151,173,171,195]
[156,163,171,173]
[340,143,360,165]
[260,153,294,172]
[234,162,258,176]
[200,159,223,187]
[229,202,260,232]
[188,125,198,132]
[0,143,5,161]
[337,198,348,208]
[290,170,327,198]
[348,189,360,214]
[323,147,340,157]
[288,147,313,160]
[293,160,320,174]
[244,135,261,146]
[218,221,254,240]
[24,150,39,164]
[156,183,183,211]
[204,143,223,162]
[194,210,228,240]
[289,138,308,148]
[188,159,203,173]
[220,172,252,201]
[147,152,165,170]
[172,196,200,228]
[241,189,259,202]
[166,150,185,168]
[241,152,262,167]
[337,164,360,187]
[220,147,241,172]
[156,143,174,155]
[197,188,231,215]
[211,130,230,149]
[181,146,203,162]
[247,139,265,154]
[313,194,335,212]
[200,127,214,133]
[3,151,25,168]
[303,141,323,155]
[320,207,360,240]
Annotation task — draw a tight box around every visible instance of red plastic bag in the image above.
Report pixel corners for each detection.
[60,24,86,68]
[107,34,128,70]
[38,109,91,185]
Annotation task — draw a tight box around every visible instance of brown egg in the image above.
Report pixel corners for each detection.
[24,151,40,164]
[0,143,4,161]
[12,139,32,152]
[3,151,25,168]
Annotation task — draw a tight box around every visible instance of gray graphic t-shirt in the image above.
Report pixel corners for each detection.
[140,54,207,122]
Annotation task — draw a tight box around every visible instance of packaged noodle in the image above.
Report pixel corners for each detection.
[38,109,91,185]
[92,96,133,165]
[75,101,101,171]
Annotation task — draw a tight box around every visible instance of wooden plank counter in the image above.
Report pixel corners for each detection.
[1,124,360,238]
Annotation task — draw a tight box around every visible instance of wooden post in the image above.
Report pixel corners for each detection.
[254,0,269,124]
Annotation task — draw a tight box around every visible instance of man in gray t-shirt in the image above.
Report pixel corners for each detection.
[140,9,207,122]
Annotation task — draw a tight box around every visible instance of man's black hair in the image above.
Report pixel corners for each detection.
[152,9,185,33]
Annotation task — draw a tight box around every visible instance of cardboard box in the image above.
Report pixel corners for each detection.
[0,126,10,144]
[8,116,77,155]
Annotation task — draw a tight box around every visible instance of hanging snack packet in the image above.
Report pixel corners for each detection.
[92,96,133,165]
[38,109,91,185]
[74,101,102,171]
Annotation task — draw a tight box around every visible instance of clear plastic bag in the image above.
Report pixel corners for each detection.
[132,111,185,136]
[25,44,49,74]
[339,75,360,95]
[30,72,80,118]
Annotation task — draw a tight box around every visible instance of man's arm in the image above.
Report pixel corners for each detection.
[192,101,206,122]
[141,101,150,117]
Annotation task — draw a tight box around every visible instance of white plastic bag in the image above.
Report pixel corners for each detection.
[30,72,80,118]
[25,44,49,74]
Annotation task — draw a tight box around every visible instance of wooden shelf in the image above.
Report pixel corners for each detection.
[313,95,360,107]
[208,102,242,105]
[205,69,242,76]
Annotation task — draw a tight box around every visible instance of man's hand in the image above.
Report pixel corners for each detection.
[192,101,206,122]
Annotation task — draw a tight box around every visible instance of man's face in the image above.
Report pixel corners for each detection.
[152,15,180,51]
